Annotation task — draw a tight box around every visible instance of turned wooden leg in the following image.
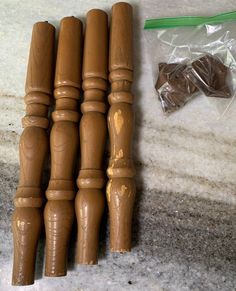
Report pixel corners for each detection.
[12,22,55,285]
[107,2,136,252]
[44,17,83,277]
[75,9,108,264]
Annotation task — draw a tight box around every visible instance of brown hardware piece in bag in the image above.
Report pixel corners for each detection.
[186,54,232,98]
[155,54,232,113]
[155,62,198,113]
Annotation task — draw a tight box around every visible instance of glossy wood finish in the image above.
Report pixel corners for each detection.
[75,9,108,264]
[107,2,136,252]
[44,17,83,276]
[12,22,55,285]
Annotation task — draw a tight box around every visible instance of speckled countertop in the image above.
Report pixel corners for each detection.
[0,0,235,290]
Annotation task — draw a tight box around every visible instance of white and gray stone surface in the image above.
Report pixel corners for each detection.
[0,0,235,290]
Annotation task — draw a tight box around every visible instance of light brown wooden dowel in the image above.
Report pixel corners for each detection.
[75,9,108,264]
[44,17,83,276]
[12,21,55,285]
[107,2,136,252]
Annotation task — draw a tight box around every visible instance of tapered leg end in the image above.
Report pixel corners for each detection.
[75,189,104,266]
[12,208,42,286]
[110,247,131,253]
[75,248,98,265]
[12,275,35,286]
[44,200,74,277]
[44,269,67,277]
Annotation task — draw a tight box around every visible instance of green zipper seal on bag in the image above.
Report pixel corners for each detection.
[144,10,236,29]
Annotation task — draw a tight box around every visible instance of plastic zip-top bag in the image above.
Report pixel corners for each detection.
[144,11,236,115]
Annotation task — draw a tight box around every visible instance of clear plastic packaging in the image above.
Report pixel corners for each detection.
[144,11,236,115]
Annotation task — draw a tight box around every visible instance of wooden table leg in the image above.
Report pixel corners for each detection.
[44,17,83,277]
[75,9,108,264]
[107,2,136,253]
[12,21,55,285]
